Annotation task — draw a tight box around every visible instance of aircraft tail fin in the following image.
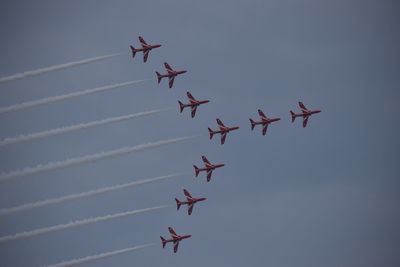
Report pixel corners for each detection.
[175,198,182,210]
[178,101,185,113]
[130,45,136,58]
[290,111,296,123]
[193,165,200,177]
[208,128,214,140]
[156,71,162,83]
[160,236,167,248]
[249,119,255,130]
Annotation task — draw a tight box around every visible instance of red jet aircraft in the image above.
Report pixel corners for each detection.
[208,118,240,144]
[249,109,281,135]
[193,155,225,182]
[290,102,321,128]
[156,62,187,88]
[160,227,191,253]
[175,189,206,215]
[129,36,161,63]
[178,92,210,118]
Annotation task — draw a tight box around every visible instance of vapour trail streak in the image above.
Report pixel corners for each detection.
[0,109,166,147]
[47,244,154,267]
[0,80,144,115]
[0,54,121,84]
[0,206,167,244]
[0,136,194,183]
[0,174,181,216]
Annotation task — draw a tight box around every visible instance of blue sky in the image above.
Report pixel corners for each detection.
[0,0,399,266]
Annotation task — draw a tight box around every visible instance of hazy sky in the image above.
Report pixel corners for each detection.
[0,0,399,266]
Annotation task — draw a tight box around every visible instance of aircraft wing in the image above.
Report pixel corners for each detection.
[303,115,310,128]
[216,118,226,127]
[143,50,150,63]
[188,203,194,215]
[139,36,148,47]
[262,123,269,135]
[221,132,227,144]
[187,92,196,101]
[191,106,197,118]
[299,102,309,112]
[168,227,178,238]
[173,241,180,253]
[164,62,174,73]
[183,189,193,200]
[201,156,211,165]
[168,76,175,88]
[258,109,268,119]
[206,169,213,182]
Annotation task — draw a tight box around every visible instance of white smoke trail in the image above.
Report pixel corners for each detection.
[0,206,167,244]
[0,174,182,216]
[0,109,167,147]
[0,54,121,84]
[0,80,145,115]
[47,244,154,267]
[0,136,194,183]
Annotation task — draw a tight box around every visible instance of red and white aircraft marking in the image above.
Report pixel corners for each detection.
[208,118,240,144]
[193,155,225,182]
[156,62,187,88]
[178,92,210,118]
[129,36,161,63]
[249,109,281,135]
[175,189,206,215]
[290,102,321,128]
[160,227,191,253]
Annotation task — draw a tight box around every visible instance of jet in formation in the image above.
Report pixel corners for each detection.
[194,155,225,182]
[208,119,240,144]
[290,102,321,128]
[175,189,206,215]
[178,92,210,118]
[130,36,161,63]
[156,62,187,88]
[160,227,191,253]
[249,109,281,135]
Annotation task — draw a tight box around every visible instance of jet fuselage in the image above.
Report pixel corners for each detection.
[134,44,161,52]
[197,164,225,172]
[159,70,187,78]
[180,198,207,205]
[293,110,321,117]
[183,100,210,107]
[212,126,240,134]
[252,117,281,125]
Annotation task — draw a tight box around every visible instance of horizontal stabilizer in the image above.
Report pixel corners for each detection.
[156,72,162,84]
[249,118,255,130]
[193,165,200,177]
[160,236,167,248]
[290,111,296,123]
[208,128,214,140]
[175,198,182,210]
[130,45,136,58]
[178,101,185,113]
